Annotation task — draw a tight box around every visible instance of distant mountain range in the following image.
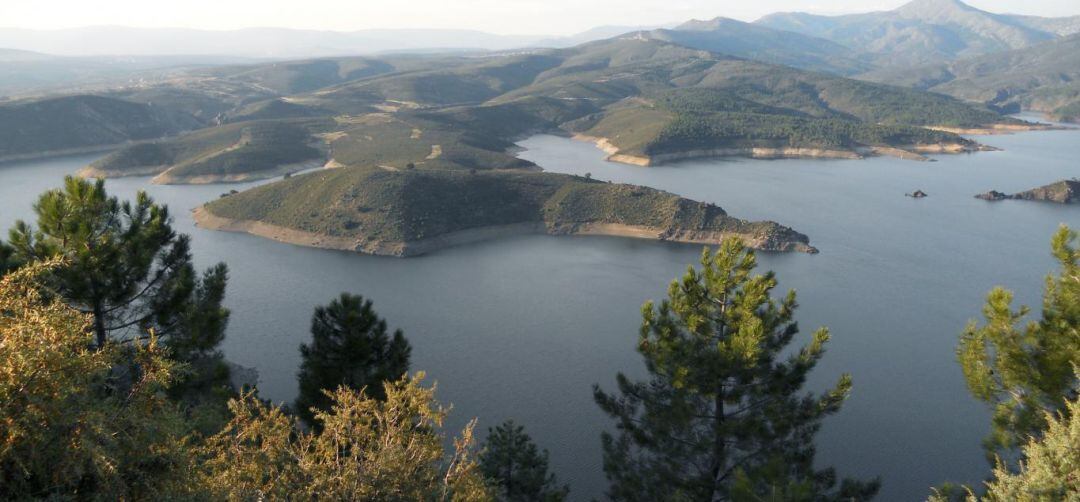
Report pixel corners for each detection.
[756,0,1080,66]
[0,25,667,59]
[861,33,1080,120]
[2,0,1080,118]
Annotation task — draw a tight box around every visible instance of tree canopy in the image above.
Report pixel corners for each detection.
[480,420,569,501]
[296,292,412,426]
[594,240,879,501]
[6,176,229,358]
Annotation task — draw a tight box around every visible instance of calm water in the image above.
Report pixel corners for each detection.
[1,123,1077,500]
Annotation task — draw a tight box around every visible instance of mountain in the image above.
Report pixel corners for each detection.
[756,0,1062,66]
[860,33,1080,121]
[1007,14,1080,36]
[640,17,872,75]
[536,25,667,48]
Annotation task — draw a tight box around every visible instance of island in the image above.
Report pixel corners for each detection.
[975,180,1080,204]
[194,167,818,256]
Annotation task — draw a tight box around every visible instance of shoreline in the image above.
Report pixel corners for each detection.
[923,122,1065,136]
[570,134,982,166]
[193,207,817,257]
[79,158,327,185]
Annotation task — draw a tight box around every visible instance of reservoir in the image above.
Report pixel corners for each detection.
[1,122,1076,500]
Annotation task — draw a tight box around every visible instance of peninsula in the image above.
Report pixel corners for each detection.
[195,167,818,256]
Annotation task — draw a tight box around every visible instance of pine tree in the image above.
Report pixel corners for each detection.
[295,292,412,426]
[480,420,569,502]
[6,176,229,356]
[594,241,879,501]
[958,224,1080,464]
[0,240,17,275]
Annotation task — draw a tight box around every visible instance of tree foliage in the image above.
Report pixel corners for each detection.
[0,261,195,499]
[296,292,411,426]
[958,224,1080,463]
[594,240,879,501]
[6,175,230,358]
[198,374,493,501]
[479,420,569,501]
[981,394,1080,500]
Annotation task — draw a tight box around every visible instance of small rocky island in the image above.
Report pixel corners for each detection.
[976,180,1080,204]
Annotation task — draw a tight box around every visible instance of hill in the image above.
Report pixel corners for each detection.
[642,18,872,76]
[859,34,1080,121]
[756,0,1061,66]
[69,36,1026,182]
[0,94,200,161]
[197,166,817,256]
[82,119,331,184]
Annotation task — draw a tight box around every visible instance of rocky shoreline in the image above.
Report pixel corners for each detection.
[924,122,1064,136]
[572,134,985,166]
[976,180,1080,204]
[79,158,328,185]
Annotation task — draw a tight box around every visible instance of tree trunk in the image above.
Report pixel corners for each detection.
[92,300,107,348]
[706,385,726,501]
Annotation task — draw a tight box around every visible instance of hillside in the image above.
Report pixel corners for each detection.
[0,94,200,161]
[83,119,330,184]
[642,18,872,76]
[756,0,1060,67]
[197,166,817,255]
[859,34,1080,121]
[64,35,1027,183]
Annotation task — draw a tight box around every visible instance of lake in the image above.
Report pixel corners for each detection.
[1,123,1077,500]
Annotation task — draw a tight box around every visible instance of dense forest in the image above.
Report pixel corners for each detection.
[1,177,1077,500]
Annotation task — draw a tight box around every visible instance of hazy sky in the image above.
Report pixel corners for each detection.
[2,0,1078,36]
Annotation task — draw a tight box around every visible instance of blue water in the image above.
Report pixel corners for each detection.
[0,122,1076,500]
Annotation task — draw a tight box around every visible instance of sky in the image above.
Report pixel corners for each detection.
[2,0,1079,36]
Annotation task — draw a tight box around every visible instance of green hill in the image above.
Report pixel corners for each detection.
[199,166,816,255]
[79,35,1021,182]
[84,119,330,184]
[0,94,200,160]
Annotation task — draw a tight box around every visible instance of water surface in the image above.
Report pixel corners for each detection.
[1,124,1077,500]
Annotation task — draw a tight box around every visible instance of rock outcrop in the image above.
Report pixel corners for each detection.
[975,180,1080,203]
